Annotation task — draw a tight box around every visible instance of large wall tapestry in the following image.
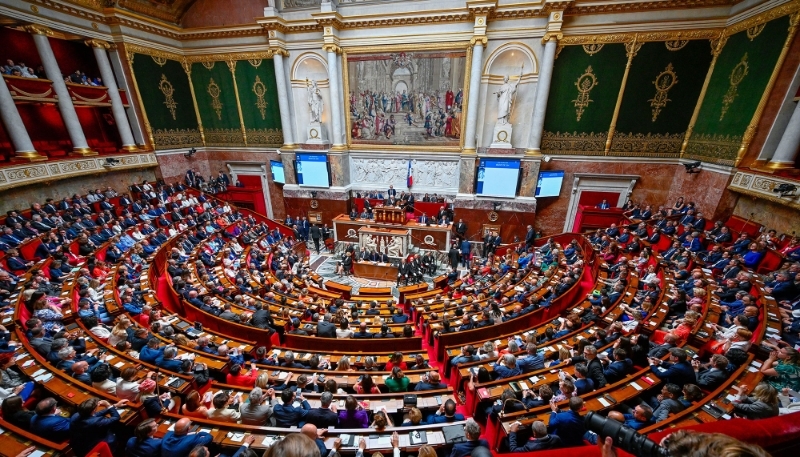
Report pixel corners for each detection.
[541,43,628,156]
[128,46,283,150]
[610,39,713,157]
[685,12,796,166]
[128,49,202,150]
[345,49,466,147]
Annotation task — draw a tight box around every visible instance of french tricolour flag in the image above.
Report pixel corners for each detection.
[407,160,413,188]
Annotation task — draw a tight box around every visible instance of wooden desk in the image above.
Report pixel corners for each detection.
[353,261,399,281]
[333,215,452,251]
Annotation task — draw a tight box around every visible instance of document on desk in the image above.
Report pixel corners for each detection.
[598,397,611,407]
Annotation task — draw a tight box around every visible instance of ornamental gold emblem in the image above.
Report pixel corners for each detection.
[720,53,749,121]
[159,74,177,120]
[649,63,678,122]
[573,66,598,122]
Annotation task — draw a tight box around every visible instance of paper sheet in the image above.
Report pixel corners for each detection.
[598,397,611,407]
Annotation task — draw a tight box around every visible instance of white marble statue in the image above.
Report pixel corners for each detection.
[365,235,378,252]
[495,66,523,125]
[387,237,403,257]
[307,79,323,123]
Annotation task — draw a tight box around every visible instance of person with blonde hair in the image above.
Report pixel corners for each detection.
[108,316,131,347]
[732,382,779,419]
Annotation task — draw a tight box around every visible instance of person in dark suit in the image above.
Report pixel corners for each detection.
[161,418,214,457]
[693,354,728,390]
[448,244,460,270]
[508,420,563,452]
[449,419,489,457]
[29,398,71,442]
[418,213,430,225]
[387,185,396,198]
[352,322,372,339]
[397,259,411,286]
[316,314,336,338]
[649,348,696,388]
[69,398,127,457]
[272,390,310,427]
[648,333,677,359]
[570,345,607,388]
[525,225,536,248]
[602,348,633,383]
[302,391,339,429]
[455,219,467,239]
[547,397,586,447]
[310,224,322,254]
[125,419,162,457]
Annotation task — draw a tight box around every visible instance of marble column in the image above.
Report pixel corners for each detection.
[86,40,137,151]
[0,74,45,161]
[462,38,486,153]
[272,50,296,148]
[768,100,800,170]
[337,52,346,138]
[27,25,95,156]
[324,46,344,148]
[527,36,558,155]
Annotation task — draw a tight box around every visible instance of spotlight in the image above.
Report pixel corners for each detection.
[684,161,701,174]
[103,157,120,168]
[493,202,501,211]
[773,183,798,197]
[184,147,197,159]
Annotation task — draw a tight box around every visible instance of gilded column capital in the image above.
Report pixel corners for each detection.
[272,48,290,58]
[470,36,488,47]
[541,32,563,45]
[322,44,342,54]
[84,39,111,49]
[23,24,54,36]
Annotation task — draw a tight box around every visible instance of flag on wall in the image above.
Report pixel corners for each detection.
[407,160,413,188]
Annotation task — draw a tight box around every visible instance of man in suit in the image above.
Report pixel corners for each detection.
[455,219,467,239]
[272,390,310,428]
[649,348,696,388]
[693,354,728,390]
[352,322,372,339]
[418,212,429,225]
[316,314,336,338]
[302,391,339,429]
[547,397,586,447]
[397,258,411,286]
[570,345,607,388]
[161,418,214,457]
[517,343,546,373]
[155,346,185,372]
[387,185,396,198]
[602,348,633,383]
[30,398,71,442]
[648,333,677,358]
[309,224,322,254]
[414,371,448,391]
[596,199,610,209]
[525,225,536,248]
[508,420,563,452]
[449,419,488,457]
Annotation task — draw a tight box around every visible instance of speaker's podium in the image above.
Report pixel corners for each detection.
[374,206,406,224]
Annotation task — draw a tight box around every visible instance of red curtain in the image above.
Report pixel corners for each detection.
[16,103,72,157]
[75,106,121,154]
[0,118,12,162]
[578,191,621,207]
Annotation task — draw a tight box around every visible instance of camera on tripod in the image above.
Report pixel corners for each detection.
[585,411,668,457]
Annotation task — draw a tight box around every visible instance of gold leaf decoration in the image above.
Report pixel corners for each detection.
[207,78,223,120]
[649,63,678,122]
[248,59,263,68]
[201,61,215,70]
[253,75,268,120]
[152,56,167,67]
[158,74,177,120]
[582,43,604,55]
[665,40,689,51]
[572,66,598,122]
[746,23,766,41]
[720,53,749,121]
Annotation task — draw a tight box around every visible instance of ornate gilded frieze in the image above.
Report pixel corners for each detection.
[729,171,800,210]
[720,53,749,121]
[246,129,284,146]
[684,132,742,166]
[541,131,607,156]
[609,132,684,156]
[152,129,203,149]
[204,128,245,147]
[0,153,157,192]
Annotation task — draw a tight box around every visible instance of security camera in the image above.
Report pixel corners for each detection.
[543,155,552,163]
[684,161,701,174]
[773,183,798,197]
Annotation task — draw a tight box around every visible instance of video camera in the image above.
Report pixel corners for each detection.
[585,411,668,457]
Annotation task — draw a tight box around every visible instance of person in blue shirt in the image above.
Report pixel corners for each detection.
[161,418,213,457]
[450,345,481,365]
[649,348,696,388]
[584,405,653,445]
[572,363,595,395]
[69,398,127,457]
[428,399,465,424]
[30,398,71,442]
[391,308,409,323]
[139,338,165,364]
[494,354,522,379]
[548,396,586,447]
[126,419,162,457]
[155,346,184,372]
[516,343,545,373]
[449,419,489,457]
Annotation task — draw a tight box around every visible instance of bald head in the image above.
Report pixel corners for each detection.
[175,418,192,435]
[301,423,318,441]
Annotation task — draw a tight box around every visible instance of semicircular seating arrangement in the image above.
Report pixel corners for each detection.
[2,181,800,457]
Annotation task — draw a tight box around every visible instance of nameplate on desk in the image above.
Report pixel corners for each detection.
[630,382,643,391]
[597,397,611,407]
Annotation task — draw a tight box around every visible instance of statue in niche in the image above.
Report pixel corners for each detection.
[307,79,323,123]
[495,65,523,125]
[365,235,378,252]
